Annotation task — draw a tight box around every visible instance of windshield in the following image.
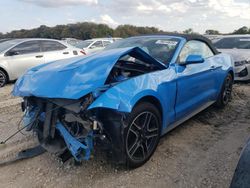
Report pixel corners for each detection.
[105,37,180,64]
[75,40,93,48]
[214,37,250,49]
[0,40,23,53]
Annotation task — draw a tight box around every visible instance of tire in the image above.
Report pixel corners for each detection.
[124,102,161,168]
[0,70,7,88]
[215,73,233,108]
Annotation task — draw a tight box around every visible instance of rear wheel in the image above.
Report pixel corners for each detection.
[216,73,233,108]
[124,102,161,168]
[0,70,7,87]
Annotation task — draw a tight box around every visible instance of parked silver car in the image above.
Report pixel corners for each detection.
[214,35,250,81]
[0,38,85,87]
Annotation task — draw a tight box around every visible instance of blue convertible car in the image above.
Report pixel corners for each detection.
[13,34,234,168]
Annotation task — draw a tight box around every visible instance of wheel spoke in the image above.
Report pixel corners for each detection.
[132,122,141,131]
[130,125,140,137]
[140,143,147,159]
[147,126,158,133]
[143,112,152,129]
[145,131,158,140]
[128,141,140,156]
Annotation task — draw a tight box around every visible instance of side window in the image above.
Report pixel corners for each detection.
[179,40,214,63]
[91,41,103,48]
[103,40,112,47]
[8,41,41,55]
[41,41,66,52]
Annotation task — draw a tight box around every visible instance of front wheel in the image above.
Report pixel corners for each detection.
[124,102,161,168]
[216,73,233,108]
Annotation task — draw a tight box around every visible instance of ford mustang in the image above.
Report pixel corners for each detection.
[13,34,234,168]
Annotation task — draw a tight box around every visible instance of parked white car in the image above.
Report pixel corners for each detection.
[214,35,250,81]
[75,38,122,55]
[0,38,85,87]
[61,38,82,46]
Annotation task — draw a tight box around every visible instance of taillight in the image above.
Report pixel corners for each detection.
[80,50,86,55]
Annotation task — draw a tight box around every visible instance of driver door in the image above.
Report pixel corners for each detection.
[175,40,217,120]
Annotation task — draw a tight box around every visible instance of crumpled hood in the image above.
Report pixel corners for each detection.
[218,49,250,62]
[13,47,166,99]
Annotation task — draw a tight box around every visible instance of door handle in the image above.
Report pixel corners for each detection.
[210,65,222,70]
[35,55,43,58]
[63,52,69,54]
[210,65,216,70]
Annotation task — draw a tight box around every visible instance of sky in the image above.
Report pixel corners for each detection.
[0,0,250,34]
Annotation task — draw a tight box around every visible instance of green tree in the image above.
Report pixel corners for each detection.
[183,28,194,34]
[233,26,250,34]
[205,29,220,35]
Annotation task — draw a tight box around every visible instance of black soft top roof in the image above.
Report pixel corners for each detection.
[140,33,220,55]
[169,33,219,54]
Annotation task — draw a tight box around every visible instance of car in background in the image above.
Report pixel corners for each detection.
[0,38,12,43]
[0,38,85,87]
[75,38,121,55]
[213,35,250,81]
[204,35,222,43]
[13,34,234,168]
[204,35,221,42]
[230,138,250,188]
[61,38,82,46]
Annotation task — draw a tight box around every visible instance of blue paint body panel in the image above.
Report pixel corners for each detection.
[13,35,234,160]
[13,47,166,99]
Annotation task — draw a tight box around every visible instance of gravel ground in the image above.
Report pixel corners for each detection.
[0,83,249,188]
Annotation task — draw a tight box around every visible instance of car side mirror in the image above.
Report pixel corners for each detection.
[89,45,96,49]
[5,51,19,56]
[184,55,204,65]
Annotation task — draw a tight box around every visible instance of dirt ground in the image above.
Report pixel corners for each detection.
[0,83,249,188]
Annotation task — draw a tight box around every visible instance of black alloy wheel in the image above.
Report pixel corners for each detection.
[216,73,233,107]
[125,102,161,168]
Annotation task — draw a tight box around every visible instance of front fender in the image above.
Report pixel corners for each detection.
[88,69,177,131]
[88,71,166,113]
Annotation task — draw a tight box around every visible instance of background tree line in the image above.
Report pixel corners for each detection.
[0,22,249,40]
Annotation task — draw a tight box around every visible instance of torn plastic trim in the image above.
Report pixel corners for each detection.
[56,123,93,161]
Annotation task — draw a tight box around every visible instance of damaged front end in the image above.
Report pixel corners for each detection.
[21,93,129,164]
[22,95,93,161]
[14,47,166,164]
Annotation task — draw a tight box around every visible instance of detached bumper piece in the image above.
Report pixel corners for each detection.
[56,123,93,161]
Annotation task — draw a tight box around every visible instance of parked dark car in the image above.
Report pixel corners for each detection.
[230,138,250,188]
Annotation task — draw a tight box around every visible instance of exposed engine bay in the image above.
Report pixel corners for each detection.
[106,55,162,84]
